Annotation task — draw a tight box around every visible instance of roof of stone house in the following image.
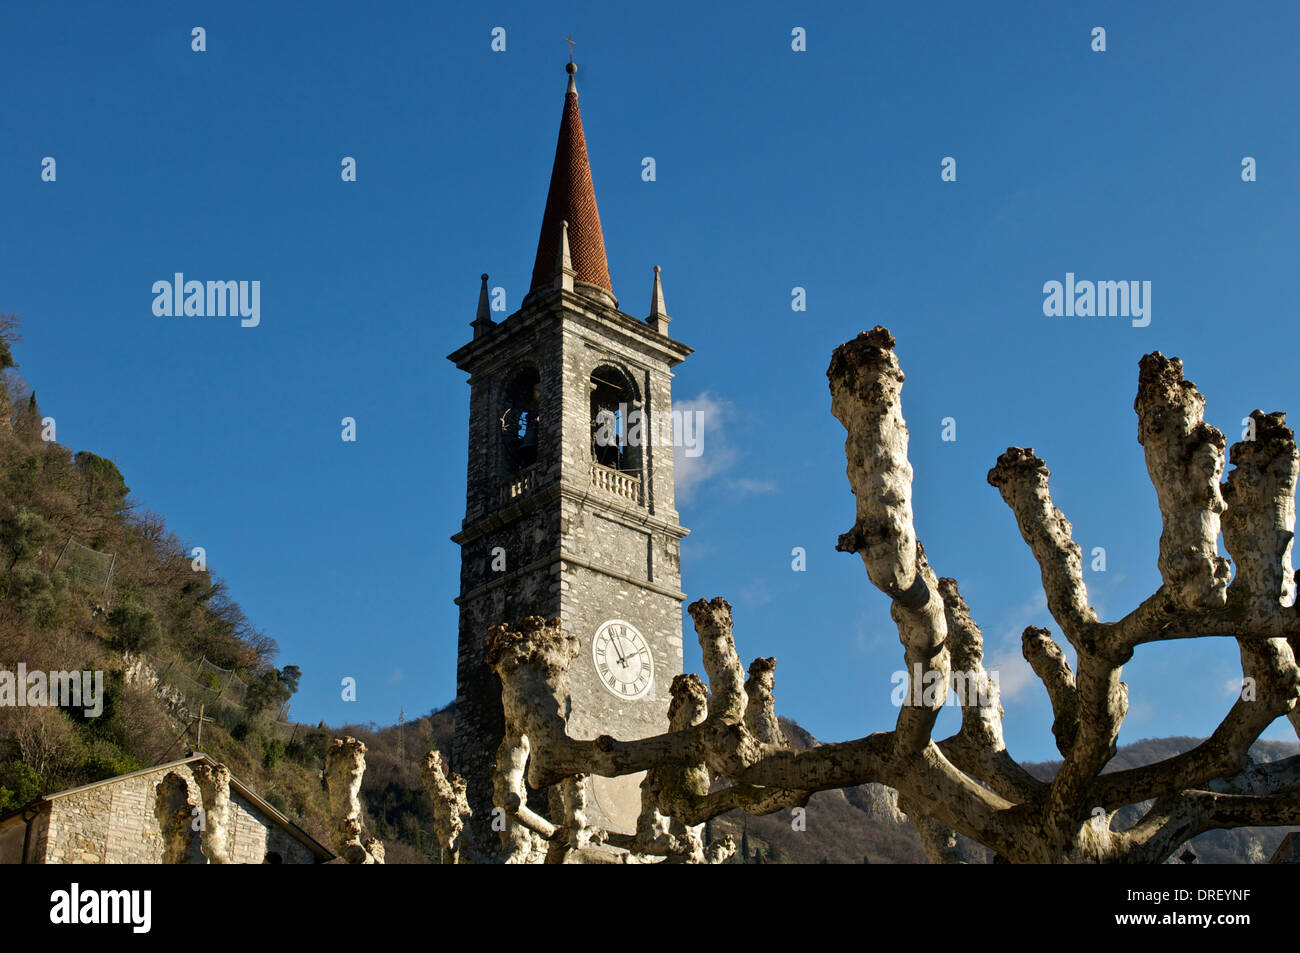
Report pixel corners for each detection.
[529,61,613,296]
[1271,830,1299,863]
[0,752,333,860]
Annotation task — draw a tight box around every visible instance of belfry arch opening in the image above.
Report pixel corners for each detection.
[500,367,541,473]
[590,365,641,475]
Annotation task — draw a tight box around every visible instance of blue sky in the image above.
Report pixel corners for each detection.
[3,1,1298,763]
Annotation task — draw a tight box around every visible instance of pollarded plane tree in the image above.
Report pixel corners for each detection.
[427,327,1300,863]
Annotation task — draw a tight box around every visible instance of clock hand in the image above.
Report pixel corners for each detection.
[610,635,628,667]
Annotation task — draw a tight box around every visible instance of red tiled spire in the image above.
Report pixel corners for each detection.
[529,62,613,295]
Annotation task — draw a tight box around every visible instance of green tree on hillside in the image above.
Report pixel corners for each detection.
[247,664,302,717]
[73,451,129,511]
[107,594,161,652]
[0,504,50,571]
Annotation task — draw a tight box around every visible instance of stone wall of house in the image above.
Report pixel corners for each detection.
[36,763,318,864]
[226,791,318,864]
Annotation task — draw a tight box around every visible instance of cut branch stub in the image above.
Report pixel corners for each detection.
[1021,626,1079,756]
[485,616,579,788]
[687,597,747,723]
[987,447,1096,643]
[668,673,709,730]
[889,542,951,753]
[828,327,948,754]
[1135,352,1230,610]
[938,577,1006,752]
[744,657,785,746]
[325,736,383,864]
[485,615,576,742]
[1223,410,1298,609]
[938,578,982,673]
[644,674,713,839]
[191,762,232,865]
[485,615,578,676]
[828,327,919,602]
[421,749,472,864]
[494,730,552,860]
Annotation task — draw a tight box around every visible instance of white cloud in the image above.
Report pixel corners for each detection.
[672,393,779,503]
[738,581,773,607]
[985,591,1051,703]
[673,392,736,503]
[726,477,778,496]
[986,648,1035,703]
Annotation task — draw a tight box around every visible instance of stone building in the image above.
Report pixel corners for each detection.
[1271,831,1299,863]
[0,753,332,864]
[448,60,692,847]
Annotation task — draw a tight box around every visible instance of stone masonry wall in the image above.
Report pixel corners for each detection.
[36,763,317,864]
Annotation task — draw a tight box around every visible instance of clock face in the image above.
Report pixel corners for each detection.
[592,620,653,699]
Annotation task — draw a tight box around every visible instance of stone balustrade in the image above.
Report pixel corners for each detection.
[590,462,641,503]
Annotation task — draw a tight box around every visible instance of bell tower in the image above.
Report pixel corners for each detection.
[447,60,692,849]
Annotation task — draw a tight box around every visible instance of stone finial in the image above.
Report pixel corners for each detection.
[647,265,671,335]
[554,220,576,292]
[472,273,494,339]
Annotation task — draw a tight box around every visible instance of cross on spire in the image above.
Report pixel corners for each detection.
[565,35,576,62]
